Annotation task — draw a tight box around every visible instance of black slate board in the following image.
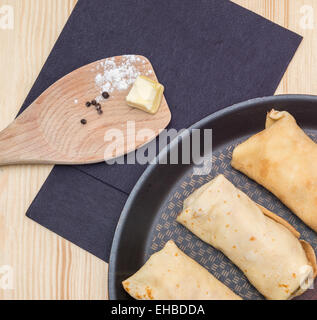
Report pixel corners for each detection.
[23,0,302,261]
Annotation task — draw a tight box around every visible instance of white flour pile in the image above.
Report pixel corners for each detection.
[94,55,142,101]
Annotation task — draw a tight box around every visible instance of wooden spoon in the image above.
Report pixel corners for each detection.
[0,55,171,165]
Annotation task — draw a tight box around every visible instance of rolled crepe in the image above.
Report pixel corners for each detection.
[122,240,241,300]
[177,174,317,300]
[232,109,317,232]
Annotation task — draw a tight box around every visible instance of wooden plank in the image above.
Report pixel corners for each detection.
[0,0,107,300]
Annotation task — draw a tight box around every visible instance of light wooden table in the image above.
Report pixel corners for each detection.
[0,0,316,300]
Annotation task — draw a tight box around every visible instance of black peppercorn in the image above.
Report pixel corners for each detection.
[102,91,110,99]
[85,101,91,107]
[97,109,103,115]
[80,119,87,125]
[91,100,97,105]
[95,103,101,109]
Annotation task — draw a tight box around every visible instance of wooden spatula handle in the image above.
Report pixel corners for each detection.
[0,118,52,165]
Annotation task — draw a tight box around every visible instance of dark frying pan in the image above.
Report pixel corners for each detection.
[108,95,317,300]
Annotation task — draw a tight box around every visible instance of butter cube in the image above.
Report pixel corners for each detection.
[126,75,164,114]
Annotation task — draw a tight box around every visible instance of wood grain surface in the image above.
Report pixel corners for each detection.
[0,0,316,300]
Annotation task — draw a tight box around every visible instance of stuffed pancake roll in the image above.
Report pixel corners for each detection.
[232,109,317,232]
[122,240,241,300]
[177,174,317,300]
